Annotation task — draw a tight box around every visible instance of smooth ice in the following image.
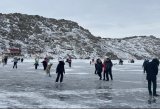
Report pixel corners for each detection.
[0,59,159,108]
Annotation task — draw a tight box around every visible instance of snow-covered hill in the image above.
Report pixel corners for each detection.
[0,13,160,59]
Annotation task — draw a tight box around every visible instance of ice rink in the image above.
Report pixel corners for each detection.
[0,59,159,108]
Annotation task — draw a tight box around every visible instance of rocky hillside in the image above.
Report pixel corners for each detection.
[0,13,160,59]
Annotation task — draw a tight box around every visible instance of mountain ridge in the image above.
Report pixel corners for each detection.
[0,13,160,59]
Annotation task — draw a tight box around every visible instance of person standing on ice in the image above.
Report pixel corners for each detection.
[13,57,18,69]
[41,58,48,70]
[104,58,113,81]
[56,59,65,83]
[46,63,53,77]
[146,58,159,97]
[21,58,24,63]
[96,58,103,80]
[34,57,39,69]
[66,57,72,68]
[142,59,149,73]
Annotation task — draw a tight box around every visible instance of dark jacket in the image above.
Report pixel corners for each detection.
[42,60,47,66]
[143,60,149,69]
[56,61,65,73]
[96,61,103,73]
[105,60,113,70]
[146,58,159,80]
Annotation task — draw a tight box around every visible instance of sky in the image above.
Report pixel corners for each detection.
[0,0,160,38]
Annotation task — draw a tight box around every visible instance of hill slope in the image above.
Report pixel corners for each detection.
[0,13,160,59]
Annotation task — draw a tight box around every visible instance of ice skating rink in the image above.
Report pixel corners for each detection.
[0,59,159,108]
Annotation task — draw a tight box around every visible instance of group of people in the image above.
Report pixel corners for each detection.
[34,57,70,83]
[1,55,159,97]
[1,55,24,69]
[94,57,113,81]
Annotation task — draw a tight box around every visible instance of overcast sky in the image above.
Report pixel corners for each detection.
[0,0,160,38]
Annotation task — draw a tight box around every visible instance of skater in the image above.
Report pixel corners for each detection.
[104,58,113,81]
[146,58,159,97]
[21,58,24,62]
[142,59,149,73]
[95,58,103,80]
[41,58,48,70]
[34,57,39,69]
[103,58,107,80]
[3,55,8,65]
[119,59,123,65]
[13,57,18,69]
[66,57,72,68]
[46,63,53,77]
[56,59,65,83]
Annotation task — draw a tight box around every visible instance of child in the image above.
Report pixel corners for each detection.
[46,63,53,77]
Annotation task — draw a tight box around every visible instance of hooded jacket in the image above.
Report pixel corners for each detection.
[56,61,65,73]
[146,58,159,80]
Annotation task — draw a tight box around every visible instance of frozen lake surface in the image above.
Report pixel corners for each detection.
[0,59,160,108]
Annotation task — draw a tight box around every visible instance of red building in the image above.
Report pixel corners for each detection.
[3,48,21,56]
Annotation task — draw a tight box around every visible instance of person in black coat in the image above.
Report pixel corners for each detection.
[56,60,65,83]
[104,58,113,81]
[146,58,159,97]
[95,58,103,80]
[41,58,48,70]
[142,59,149,73]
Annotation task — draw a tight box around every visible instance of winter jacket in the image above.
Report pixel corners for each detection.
[146,59,159,80]
[104,60,113,70]
[56,61,65,73]
[46,64,52,73]
[42,60,47,66]
[96,62,103,73]
[143,60,149,69]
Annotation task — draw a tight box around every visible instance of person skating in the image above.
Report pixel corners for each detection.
[66,58,72,68]
[21,58,23,62]
[46,63,53,77]
[13,57,18,69]
[143,59,149,73]
[103,58,107,80]
[41,58,48,70]
[146,58,159,97]
[34,58,39,69]
[119,59,123,65]
[2,55,8,66]
[104,58,113,81]
[56,59,65,83]
[96,58,103,80]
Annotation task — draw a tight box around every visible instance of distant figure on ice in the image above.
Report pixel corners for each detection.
[13,57,18,69]
[56,59,65,83]
[41,58,48,70]
[21,58,23,62]
[119,59,123,65]
[34,57,39,69]
[104,58,113,81]
[95,58,103,80]
[130,59,134,63]
[66,57,72,68]
[146,58,159,97]
[142,59,149,73]
[46,63,53,77]
[90,58,95,65]
[94,60,97,74]
[3,55,8,65]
